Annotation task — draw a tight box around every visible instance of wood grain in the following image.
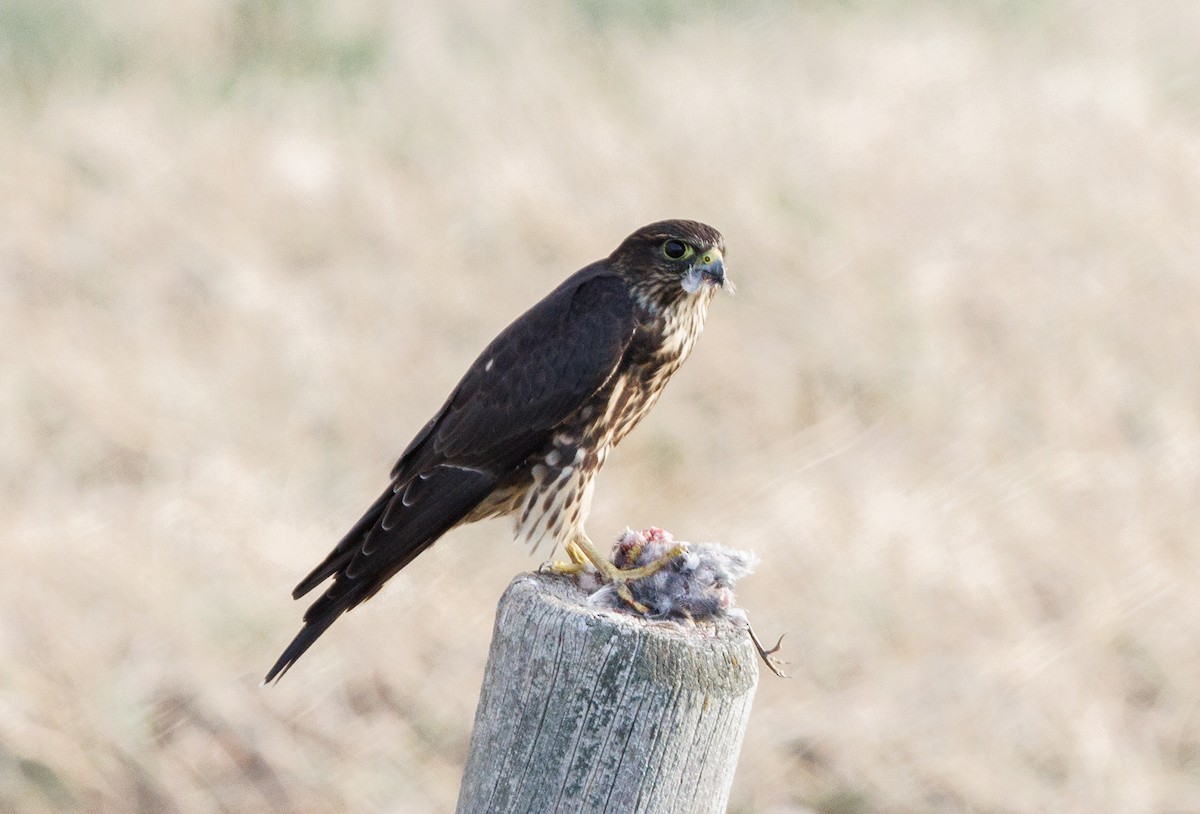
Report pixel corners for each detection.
[457,572,759,814]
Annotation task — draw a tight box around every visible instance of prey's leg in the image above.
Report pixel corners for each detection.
[747,627,789,678]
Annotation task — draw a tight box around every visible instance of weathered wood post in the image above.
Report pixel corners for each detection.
[456,572,759,814]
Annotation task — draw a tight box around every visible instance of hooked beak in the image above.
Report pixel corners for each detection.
[696,249,732,292]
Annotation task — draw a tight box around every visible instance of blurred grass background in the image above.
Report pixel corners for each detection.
[3,0,1200,811]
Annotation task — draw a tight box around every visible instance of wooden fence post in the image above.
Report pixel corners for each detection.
[456,571,759,814]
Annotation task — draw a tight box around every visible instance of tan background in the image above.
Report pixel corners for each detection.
[3,1,1200,812]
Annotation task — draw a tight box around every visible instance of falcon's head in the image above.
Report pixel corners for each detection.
[610,220,731,311]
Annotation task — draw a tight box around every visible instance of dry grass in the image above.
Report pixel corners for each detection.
[3,0,1200,811]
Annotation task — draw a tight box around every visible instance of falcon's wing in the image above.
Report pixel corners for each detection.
[393,267,635,477]
[264,270,635,682]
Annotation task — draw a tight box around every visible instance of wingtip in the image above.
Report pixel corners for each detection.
[262,651,296,685]
[292,556,347,600]
[263,601,347,685]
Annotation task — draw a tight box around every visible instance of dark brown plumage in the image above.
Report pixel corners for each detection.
[265,219,729,682]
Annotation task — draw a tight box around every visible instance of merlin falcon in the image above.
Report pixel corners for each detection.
[265,219,730,682]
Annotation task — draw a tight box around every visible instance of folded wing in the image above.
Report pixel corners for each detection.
[264,270,636,682]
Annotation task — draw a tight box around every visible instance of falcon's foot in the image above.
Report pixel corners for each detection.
[556,535,686,614]
[541,538,593,575]
[551,528,790,678]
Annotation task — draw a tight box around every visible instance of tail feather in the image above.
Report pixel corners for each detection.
[265,465,497,683]
[292,488,392,600]
[263,605,342,683]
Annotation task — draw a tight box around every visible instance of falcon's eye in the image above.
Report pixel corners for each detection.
[661,239,692,261]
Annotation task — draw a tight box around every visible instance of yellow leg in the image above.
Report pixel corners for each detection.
[567,540,589,566]
[545,540,591,575]
[568,531,687,613]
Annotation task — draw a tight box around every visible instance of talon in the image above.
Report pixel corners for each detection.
[615,581,650,614]
[562,531,688,616]
[542,560,586,575]
[544,564,585,576]
[612,542,687,581]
